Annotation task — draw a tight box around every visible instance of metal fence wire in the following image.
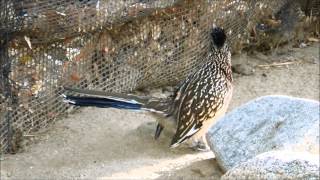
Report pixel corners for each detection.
[0,0,319,153]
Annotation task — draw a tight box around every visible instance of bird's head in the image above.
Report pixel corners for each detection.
[210,25,232,80]
[210,25,231,61]
[210,25,227,50]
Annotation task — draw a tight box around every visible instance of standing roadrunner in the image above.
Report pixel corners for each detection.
[63,26,233,150]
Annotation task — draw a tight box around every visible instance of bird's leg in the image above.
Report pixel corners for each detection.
[152,115,176,140]
[154,123,164,140]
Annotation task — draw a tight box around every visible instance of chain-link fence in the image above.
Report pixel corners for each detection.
[0,0,319,153]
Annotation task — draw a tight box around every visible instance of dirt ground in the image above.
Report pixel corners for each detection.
[1,43,319,179]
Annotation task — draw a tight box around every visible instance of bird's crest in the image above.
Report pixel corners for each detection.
[211,26,226,48]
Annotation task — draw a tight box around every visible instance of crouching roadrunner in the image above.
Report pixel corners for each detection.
[63,26,233,150]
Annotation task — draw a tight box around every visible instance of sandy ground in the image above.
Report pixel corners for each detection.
[1,43,319,179]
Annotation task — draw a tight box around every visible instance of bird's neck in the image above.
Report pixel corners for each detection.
[211,50,233,82]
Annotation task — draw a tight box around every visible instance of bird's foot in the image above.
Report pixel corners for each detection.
[189,139,210,152]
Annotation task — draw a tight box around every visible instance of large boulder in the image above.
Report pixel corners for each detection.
[221,150,320,180]
[206,95,319,171]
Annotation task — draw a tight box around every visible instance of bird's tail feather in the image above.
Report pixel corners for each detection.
[62,94,143,110]
[63,86,149,104]
[62,87,168,113]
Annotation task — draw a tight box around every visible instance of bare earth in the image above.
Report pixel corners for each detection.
[1,43,319,179]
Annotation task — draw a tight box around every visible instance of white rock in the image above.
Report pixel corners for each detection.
[221,150,319,180]
[206,95,320,171]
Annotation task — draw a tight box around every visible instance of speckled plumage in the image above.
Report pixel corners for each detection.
[158,30,233,147]
[63,27,233,149]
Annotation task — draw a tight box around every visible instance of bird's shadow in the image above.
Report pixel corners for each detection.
[122,121,197,157]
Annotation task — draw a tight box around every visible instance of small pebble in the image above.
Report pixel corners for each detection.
[299,43,307,48]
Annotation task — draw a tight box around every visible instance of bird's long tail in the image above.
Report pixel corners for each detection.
[62,94,143,110]
[63,87,147,110]
[62,86,168,113]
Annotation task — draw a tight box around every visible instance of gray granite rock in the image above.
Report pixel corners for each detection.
[221,150,320,180]
[206,95,320,171]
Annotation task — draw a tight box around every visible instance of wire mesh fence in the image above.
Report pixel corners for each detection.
[0,0,319,153]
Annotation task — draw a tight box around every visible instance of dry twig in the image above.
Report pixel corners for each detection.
[256,61,303,68]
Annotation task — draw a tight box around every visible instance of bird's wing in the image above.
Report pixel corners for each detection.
[167,68,196,116]
[170,64,227,147]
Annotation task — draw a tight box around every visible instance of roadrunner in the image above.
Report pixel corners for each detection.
[63,26,233,149]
